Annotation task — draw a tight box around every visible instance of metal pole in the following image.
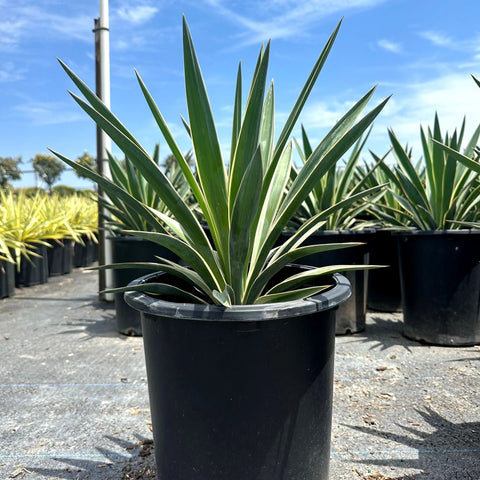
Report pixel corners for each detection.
[94,0,113,301]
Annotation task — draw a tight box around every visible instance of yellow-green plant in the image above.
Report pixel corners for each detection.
[62,193,98,243]
[42,194,83,243]
[0,219,23,264]
[0,191,99,269]
[0,191,72,265]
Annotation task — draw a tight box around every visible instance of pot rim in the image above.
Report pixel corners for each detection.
[282,228,377,237]
[124,270,351,322]
[108,233,152,242]
[392,229,480,236]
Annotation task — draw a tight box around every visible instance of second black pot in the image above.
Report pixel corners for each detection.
[288,229,372,334]
[367,229,402,312]
[47,239,74,276]
[396,230,480,346]
[73,234,98,267]
[111,235,179,335]
[0,259,15,298]
[15,244,49,287]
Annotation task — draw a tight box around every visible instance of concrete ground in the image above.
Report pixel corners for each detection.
[0,266,479,480]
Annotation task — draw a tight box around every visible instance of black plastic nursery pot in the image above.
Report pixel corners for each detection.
[0,259,15,298]
[47,239,74,276]
[15,244,49,287]
[396,230,480,346]
[125,268,351,480]
[73,234,97,267]
[367,229,402,312]
[111,235,179,336]
[288,229,372,334]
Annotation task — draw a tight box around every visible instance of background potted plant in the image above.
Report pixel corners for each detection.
[0,190,96,291]
[0,190,56,287]
[288,126,384,334]
[68,192,99,268]
[369,113,480,345]
[356,150,405,312]
[42,193,84,277]
[102,146,188,335]
[54,17,389,480]
[0,217,24,298]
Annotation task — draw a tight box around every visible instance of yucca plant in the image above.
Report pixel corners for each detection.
[103,145,193,232]
[432,75,480,227]
[0,191,65,265]
[61,193,98,242]
[291,126,384,230]
[0,220,24,264]
[368,114,480,230]
[42,193,84,243]
[99,146,192,335]
[0,217,22,297]
[52,17,389,306]
[358,149,413,227]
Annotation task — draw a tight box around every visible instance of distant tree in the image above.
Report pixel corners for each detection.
[0,156,22,190]
[52,185,77,196]
[75,151,96,179]
[15,186,46,197]
[76,188,97,198]
[161,151,194,175]
[31,153,66,193]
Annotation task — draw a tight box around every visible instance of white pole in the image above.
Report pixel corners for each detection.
[95,0,113,300]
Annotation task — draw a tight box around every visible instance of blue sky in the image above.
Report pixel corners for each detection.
[2,0,480,189]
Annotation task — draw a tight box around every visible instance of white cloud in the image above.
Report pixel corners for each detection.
[0,2,159,49]
[116,5,158,24]
[0,19,27,48]
[0,6,94,46]
[203,0,390,45]
[300,100,355,131]
[14,101,86,126]
[0,62,26,82]
[49,13,95,42]
[377,39,402,54]
[369,73,480,156]
[420,30,453,47]
[292,71,480,163]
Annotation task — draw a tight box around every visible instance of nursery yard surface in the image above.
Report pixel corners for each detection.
[0,267,479,480]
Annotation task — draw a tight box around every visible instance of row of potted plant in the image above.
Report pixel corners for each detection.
[91,111,480,344]
[52,17,480,480]
[98,145,190,335]
[0,191,98,296]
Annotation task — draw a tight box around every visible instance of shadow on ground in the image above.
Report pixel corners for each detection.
[55,314,128,340]
[344,407,480,479]
[341,315,417,352]
[27,434,156,480]
[52,300,133,340]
